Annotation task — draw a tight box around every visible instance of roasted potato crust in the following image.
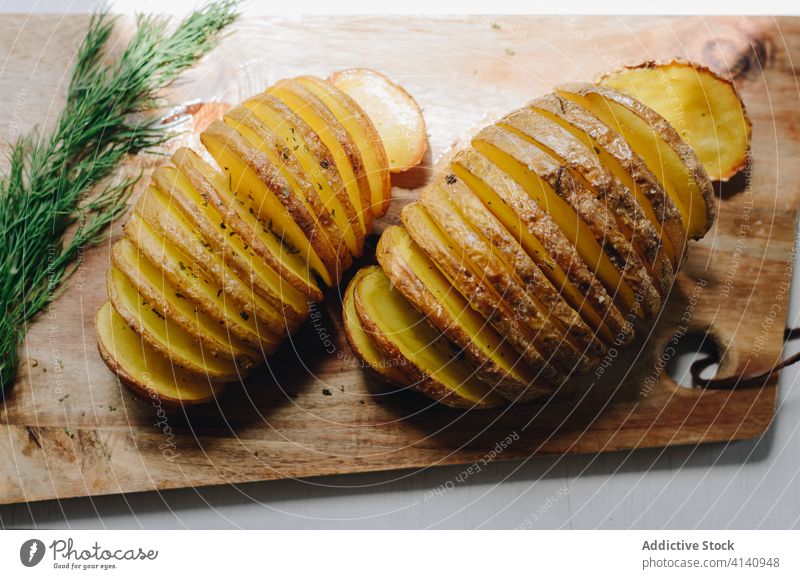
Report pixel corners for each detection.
[401,201,565,386]
[353,266,505,409]
[152,163,310,323]
[453,148,633,345]
[597,59,751,182]
[474,124,661,318]
[123,212,279,352]
[419,182,595,376]
[137,186,300,338]
[112,238,261,368]
[342,268,411,386]
[437,174,606,357]
[297,75,392,217]
[202,120,343,285]
[269,78,374,238]
[173,147,323,303]
[107,268,243,382]
[501,107,675,297]
[530,94,687,266]
[376,226,551,402]
[557,82,715,239]
[95,302,226,408]
[222,104,354,275]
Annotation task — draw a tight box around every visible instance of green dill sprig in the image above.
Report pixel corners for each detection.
[0,2,239,390]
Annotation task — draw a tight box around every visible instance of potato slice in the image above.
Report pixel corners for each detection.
[353,266,505,409]
[112,238,261,368]
[137,186,300,337]
[173,147,323,303]
[598,60,751,182]
[107,267,242,382]
[201,121,339,285]
[451,148,630,344]
[228,98,360,261]
[343,268,410,386]
[557,83,714,239]
[473,125,650,317]
[530,94,686,266]
[437,174,604,356]
[96,302,225,407]
[328,68,427,173]
[377,226,550,402]
[401,202,565,386]
[152,163,310,322]
[267,79,373,237]
[124,212,280,352]
[419,183,595,376]
[501,107,674,298]
[296,76,391,217]
[221,106,353,275]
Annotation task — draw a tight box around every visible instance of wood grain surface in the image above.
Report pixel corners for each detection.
[0,15,798,506]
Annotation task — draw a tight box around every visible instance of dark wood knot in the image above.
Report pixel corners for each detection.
[701,30,770,80]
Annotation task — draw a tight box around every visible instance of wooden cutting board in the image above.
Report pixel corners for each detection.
[1,15,798,505]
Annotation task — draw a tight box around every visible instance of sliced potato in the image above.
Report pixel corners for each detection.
[598,60,751,181]
[343,268,410,386]
[437,174,604,356]
[174,147,323,303]
[500,107,674,298]
[107,267,242,382]
[201,120,340,285]
[124,212,280,352]
[267,78,373,237]
[97,72,428,404]
[228,98,359,262]
[401,201,565,386]
[112,238,260,368]
[137,186,299,337]
[329,68,427,173]
[530,94,686,266]
[96,302,225,407]
[296,75,392,217]
[152,163,310,322]
[451,147,630,344]
[353,266,505,409]
[419,182,594,375]
[377,226,550,402]
[473,126,647,318]
[557,82,714,239]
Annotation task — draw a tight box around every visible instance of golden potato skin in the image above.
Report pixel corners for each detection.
[452,147,632,344]
[419,183,595,376]
[530,94,687,268]
[172,147,324,304]
[475,124,662,318]
[346,68,726,409]
[352,266,505,409]
[95,302,225,409]
[501,107,675,298]
[111,239,261,368]
[400,201,566,387]
[596,59,751,182]
[557,82,715,239]
[269,78,374,238]
[96,72,422,407]
[440,164,604,357]
[376,226,549,401]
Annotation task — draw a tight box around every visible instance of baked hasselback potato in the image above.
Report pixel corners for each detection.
[346,60,750,408]
[96,69,426,406]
